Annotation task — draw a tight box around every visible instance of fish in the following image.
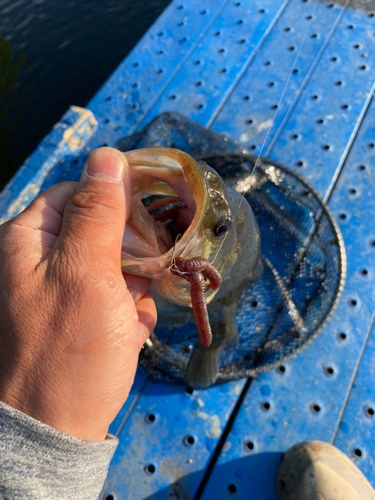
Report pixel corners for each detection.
[121,147,262,388]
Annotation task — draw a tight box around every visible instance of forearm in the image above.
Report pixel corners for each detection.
[0,401,118,500]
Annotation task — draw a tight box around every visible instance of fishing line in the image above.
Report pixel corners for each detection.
[210,0,330,266]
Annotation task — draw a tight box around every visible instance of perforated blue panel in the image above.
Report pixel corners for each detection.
[0,0,374,499]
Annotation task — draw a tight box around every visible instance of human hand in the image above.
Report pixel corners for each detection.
[0,147,156,441]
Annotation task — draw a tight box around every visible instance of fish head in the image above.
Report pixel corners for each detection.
[121,148,239,306]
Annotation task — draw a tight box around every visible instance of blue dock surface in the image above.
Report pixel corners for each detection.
[0,0,374,498]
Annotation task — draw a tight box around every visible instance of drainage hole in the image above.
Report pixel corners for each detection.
[292,68,299,74]
[184,435,195,446]
[349,188,356,194]
[228,484,237,493]
[295,160,304,167]
[177,21,184,26]
[237,19,243,24]
[371,240,375,247]
[104,495,115,500]
[311,33,317,38]
[312,404,321,413]
[267,81,275,87]
[353,43,360,49]
[239,38,246,43]
[264,60,271,66]
[132,82,138,88]
[219,68,227,73]
[358,165,366,170]
[330,56,337,62]
[145,463,156,474]
[361,269,368,276]
[369,143,375,148]
[156,69,163,74]
[278,365,286,373]
[200,9,207,14]
[251,300,258,307]
[284,26,291,32]
[214,31,221,36]
[243,95,250,101]
[186,386,194,395]
[311,94,319,100]
[145,413,156,423]
[322,144,331,151]
[354,448,362,457]
[306,15,313,20]
[196,104,203,109]
[194,60,201,65]
[262,402,271,410]
[347,24,354,29]
[259,8,265,13]
[169,94,176,100]
[339,332,347,340]
[235,1,241,5]
[245,440,254,450]
[271,104,278,109]
[366,407,375,417]
[218,48,225,53]
[103,118,110,124]
[349,299,357,306]
[291,133,299,140]
[195,81,202,86]
[288,46,295,51]
[250,145,256,150]
[325,366,334,375]
[341,104,349,109]
[316,118,324,124]
[339,213,346,219]
[359,65,368,70]
[335,80,343,86]
[106,96,112,101]
[177,4,183,9]
[184,344,193,353]
[246,118,253,124]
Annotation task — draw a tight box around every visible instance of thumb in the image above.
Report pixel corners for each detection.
[56,147,130,266]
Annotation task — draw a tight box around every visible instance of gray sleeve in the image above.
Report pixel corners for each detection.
[0,401,118,500]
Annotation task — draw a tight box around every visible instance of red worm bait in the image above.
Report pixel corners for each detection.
[170,257,222,347]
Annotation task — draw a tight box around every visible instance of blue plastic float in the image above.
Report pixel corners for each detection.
[0,0,374,499]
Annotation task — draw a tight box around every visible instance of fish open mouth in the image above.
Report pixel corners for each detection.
[121,148,208,277]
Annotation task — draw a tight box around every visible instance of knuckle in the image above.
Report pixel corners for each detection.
[68,190,122,218]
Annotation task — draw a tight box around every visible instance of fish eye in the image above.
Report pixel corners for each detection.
[214,220,231,236]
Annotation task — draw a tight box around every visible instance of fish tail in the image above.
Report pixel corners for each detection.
[186,342,223,389]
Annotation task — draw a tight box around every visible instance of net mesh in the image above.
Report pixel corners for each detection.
[118,112,346,384]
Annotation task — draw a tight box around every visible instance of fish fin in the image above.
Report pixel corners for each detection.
[252,257,263,282]
[186,342,223,389]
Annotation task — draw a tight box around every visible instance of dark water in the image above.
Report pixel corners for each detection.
[0,0,171,189]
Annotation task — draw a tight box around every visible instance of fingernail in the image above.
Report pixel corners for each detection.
[139,323,151,350]
[128,286,140,302]
[86,148,125,183]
